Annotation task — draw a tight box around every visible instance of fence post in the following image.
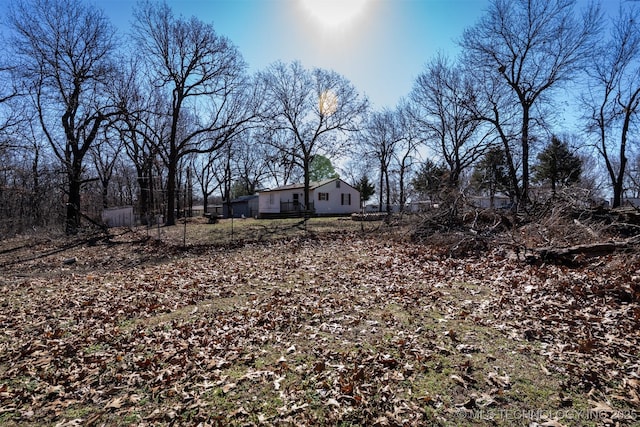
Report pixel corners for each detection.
[183,217,187,247]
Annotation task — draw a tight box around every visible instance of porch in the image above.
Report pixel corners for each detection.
[280,201,315,217]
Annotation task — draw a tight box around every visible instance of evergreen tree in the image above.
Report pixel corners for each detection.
[471,146,512,206]
[411,160,449,201]
[354,175,376,206]
[533,136,582,194]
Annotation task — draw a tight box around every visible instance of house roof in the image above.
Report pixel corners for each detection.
[230,195,258,203]
[260,178,350,193]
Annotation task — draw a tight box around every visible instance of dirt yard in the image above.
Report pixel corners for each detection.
[0,220,638,426]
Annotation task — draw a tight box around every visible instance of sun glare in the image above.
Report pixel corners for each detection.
[319,90,338,116]
[299,0,369,30]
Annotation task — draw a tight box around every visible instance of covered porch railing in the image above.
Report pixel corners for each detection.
[280,201,314,214]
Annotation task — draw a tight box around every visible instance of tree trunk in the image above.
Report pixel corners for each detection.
[166,155,177,226]
[176,169,182,220]
[493,105,521,204]
[533,241,628,265]
[520,105,530,206]
[378,163,384,213]
[32,147,41,226]
[613,90,639,208]
[66,167,82,235]
[612,182,623,208]
[303,155,311,214]
[186,167,192,217]
[102,180,109,209]
[385,169,391,214]
[136,165,150,225]
[398,168,405,213]
[149,167,156,222]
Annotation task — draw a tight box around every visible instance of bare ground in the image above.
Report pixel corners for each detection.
[0,220,638,426]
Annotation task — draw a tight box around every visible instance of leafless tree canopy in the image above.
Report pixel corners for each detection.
[411,54,492,189]
[460,0,602,207]
[132,0,253,226]
[259,61,368,211]
[361,109,402,213]
[582,4,640,207]
[9,0,118,234]
[0,0,639,235]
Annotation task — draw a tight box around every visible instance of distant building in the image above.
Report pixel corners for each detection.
[102,206,134,227]
[192,205,223,217]
[258,178,361,218]
[621,198,640,208]
[223,195,259,218]
[469,194,512,210]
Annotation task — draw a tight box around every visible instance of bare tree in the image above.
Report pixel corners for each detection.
[259,61,368,213]
[626,153,640,198]
[0,29,22,144]
[9,0,119,234]
[0,62,30,233]
[340,157,374,189]
[582,4,640,207]
[461,0,602,207]
[90,129,121,209]
[196,128,270,204]
[232,130,270,195]
[133,1,255,225]
[463,64,523,202]
[261,128,300,187]
[411,54,491,191]
[394,101,421,211]
[192,149,223,215]
[361,109,402,213]
[217,142,234,216]
[110,159,137,207]
[193,141,237,217]
[112,65,170,225]
[0,68,21,143]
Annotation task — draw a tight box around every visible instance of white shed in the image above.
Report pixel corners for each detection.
[469,194,512,209]
[258,178,361,217]
[102,206,135,227]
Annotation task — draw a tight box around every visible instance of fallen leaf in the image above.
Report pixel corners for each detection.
[222,383,237,393]
[105,397,124,409]
[486,372,510,389]
[274,375,285,391]
[326,398,340,407]
[450,374,467,388]
[539,362,551,375]
[589,400,613,414]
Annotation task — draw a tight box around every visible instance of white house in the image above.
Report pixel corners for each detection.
[258,178,361,218]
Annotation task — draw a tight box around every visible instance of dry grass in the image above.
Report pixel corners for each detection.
[0,217,638,426]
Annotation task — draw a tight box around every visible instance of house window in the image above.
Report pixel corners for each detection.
[318,192,329,201]
[269,193,275,205]
[341,193,351,205]
[336,180,341,188]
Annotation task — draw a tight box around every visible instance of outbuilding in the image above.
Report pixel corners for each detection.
[102,206,135,227]
[223,195,259,218]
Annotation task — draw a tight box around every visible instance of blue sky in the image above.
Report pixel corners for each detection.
[100,0,620,111]
[100,0,489,109]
